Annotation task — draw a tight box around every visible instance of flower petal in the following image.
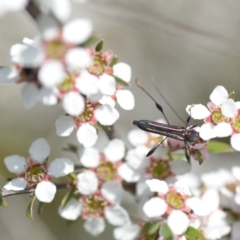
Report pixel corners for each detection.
[103,139,125,162]
[200,123,216,140]
[77,170,98,195]
[78,147,100,167]
[21,83,38,109]
[116,90,135,110]
[114,223,141,240]
[38,87,58,105]
[113,62,131,83]
[76,123,98,147]
[101,181,123,204]
[29,138,50,163]
[95,104,119,126]
[186,104,210,119]
[98,74,116,95]
[62,92,85,116]
[117,163,141,183]
[202,189,220,212]
[186,197,208,216]
[49,0,71,22]
[3,178,27,191]
[18,44,44,68]
[75,70,99,96]
[231,134,240,151]
[143,197,167,218]
[167,210,189,235]
[35,181,56,203]
[210,86,228,106]
[58,198,82,220]
[105,205,130,226]
[38,60,65,88]
[221,99,237,118]
[146,179,168,194]
[4,155,26,173]
[83,217,105,236]
[214,122,232,138]
[175,181,191,196]
[55,115,75,137]
[65,48,92,70]
[0,66,18,83]
[63,18,92,44]
[48,158,74,177]
[126,146,149,170]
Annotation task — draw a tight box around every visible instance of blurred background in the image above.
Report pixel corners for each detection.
[0,0,240,239]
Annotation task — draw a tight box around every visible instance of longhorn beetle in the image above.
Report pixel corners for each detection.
[132,78,200,163]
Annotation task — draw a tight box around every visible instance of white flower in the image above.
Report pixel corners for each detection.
[3,138,74,203]
[187,86,236,141]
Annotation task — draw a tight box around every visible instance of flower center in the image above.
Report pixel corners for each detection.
[75,100,94,124]
[45,40,68,59]
[232,116,240,133]
[25,164,46,184]
[211,109,228,124]
[82,194,107,218]
[87,56,105,76]
[58,75,75,92]
[166,192,184,209]
[97,162,116,182]
[150,160,170,180]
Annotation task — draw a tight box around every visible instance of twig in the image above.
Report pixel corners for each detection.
[1,183,69,198]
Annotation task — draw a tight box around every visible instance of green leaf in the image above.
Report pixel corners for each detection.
[142,221,160,236]
[60,190,75,209]
[228,91,235,100]
[0,195,8,207]
[37,201,44,215]
[81,35,98,48]
[195,149,204,165]
[95,40,104,52]
[207,140,233,153]
[26,196,36,219]
[159,223,173,240]
[184,226,205,240]
[115,76,129,87]
[110,55,118,67]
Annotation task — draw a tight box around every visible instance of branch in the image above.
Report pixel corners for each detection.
[99,123,121,140]
[1,183,69,198]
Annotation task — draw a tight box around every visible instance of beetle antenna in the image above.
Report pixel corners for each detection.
[150,76,186,125]
[135,78,169,124]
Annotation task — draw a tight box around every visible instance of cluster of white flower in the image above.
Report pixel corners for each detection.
[187,85,240,151]
[0,15,134,147]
